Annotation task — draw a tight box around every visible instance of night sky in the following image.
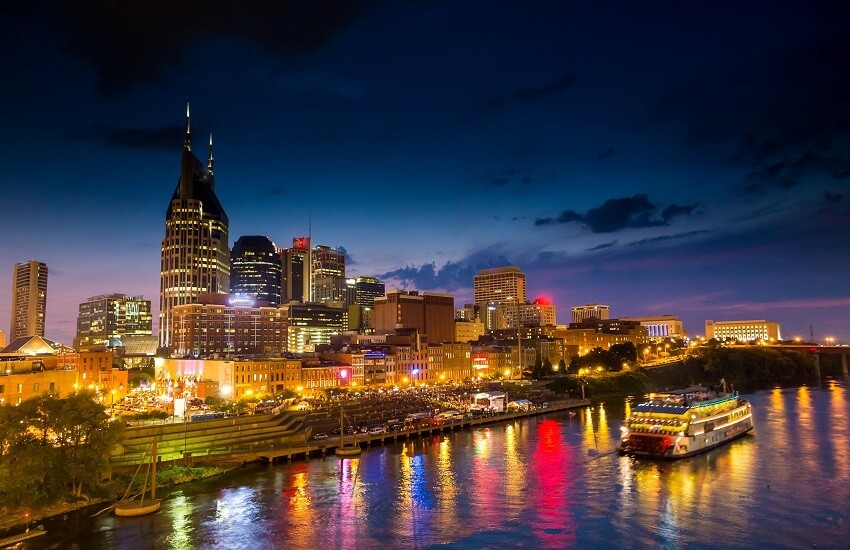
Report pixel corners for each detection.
[2,1,849,345]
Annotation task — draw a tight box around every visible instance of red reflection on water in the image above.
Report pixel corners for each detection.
[531,419,575,546]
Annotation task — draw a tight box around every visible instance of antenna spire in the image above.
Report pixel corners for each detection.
[184,102,192,151]
[207,132,214,174]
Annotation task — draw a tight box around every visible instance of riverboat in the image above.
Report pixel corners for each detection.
[619,385,753,459]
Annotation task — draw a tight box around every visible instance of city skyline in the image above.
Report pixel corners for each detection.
[2,3,849,345]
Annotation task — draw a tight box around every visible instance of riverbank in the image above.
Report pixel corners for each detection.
[0,463,235,535]
[546,347,823,401]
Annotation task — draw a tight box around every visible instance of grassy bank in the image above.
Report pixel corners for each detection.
[0,463,233,534]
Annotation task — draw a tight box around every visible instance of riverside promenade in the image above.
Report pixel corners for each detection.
[110,396,589,469]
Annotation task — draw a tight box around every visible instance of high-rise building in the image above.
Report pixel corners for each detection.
[312,245,346,304]
[160,105,230,348]
[473,266,526,305]
[473,266,526,330]
[230,235,282,306]
[571,303,610,323]
[74,294,152,351]
[344,276,385,332]
[10,260,48,339]
[280,237,311,303]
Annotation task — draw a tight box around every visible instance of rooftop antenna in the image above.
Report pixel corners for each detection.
[809,324,815,343]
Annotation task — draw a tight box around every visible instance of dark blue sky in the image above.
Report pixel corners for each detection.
[2,1,849,345]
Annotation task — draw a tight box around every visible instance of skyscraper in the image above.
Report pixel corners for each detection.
[230,235,282,306]
[74,294,152,350]
[312,244,346,304]
[280,237,311,303]
[160,105,230,347]
[473,266,527,305]
[10,260,48,339]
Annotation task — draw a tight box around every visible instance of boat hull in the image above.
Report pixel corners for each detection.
[335,445,362,457]
[114,499,162,517]
[619,425,753,459]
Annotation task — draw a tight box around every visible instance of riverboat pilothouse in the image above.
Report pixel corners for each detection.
[619,384,753,459]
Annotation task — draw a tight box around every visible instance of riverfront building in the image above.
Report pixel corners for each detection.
[705,320,781,342]
[10,260,48,339]
[74,294,153,350]
[160,106,230,348]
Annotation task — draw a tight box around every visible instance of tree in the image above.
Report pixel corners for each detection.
[543,357,553,375]
[558,358,566,372]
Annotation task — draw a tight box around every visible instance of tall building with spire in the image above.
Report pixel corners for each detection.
[160,104,230,348]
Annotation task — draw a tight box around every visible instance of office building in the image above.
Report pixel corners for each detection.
[280,237,311,303]
[283,302,346,353]
[74,294,153,350]
[312,245,346,304]
[10,260,48,339]
[230,235,282,306]
[344,276,385,308]
[373,290,455,343]
[705,320,781,342]
[563,318,648,354]
[571,303,610,323]
[496,298,557,330]
[160,106,229,347]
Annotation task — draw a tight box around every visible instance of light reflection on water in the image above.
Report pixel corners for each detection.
[31,382,850,549]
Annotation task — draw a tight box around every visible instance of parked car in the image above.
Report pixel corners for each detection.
[313,432,328,440]
[368,426,385,435]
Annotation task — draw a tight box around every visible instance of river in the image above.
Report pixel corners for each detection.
[28,380,850,549]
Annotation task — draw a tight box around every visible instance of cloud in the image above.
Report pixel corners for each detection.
[535,194,700,233]
[597,147,617,159]
[737,148,850,195]
[824,190,843,203]
[661,203,699,221]
[486,73,578,110]
[338,246,357,266]
[625,230,712,247]
[483,170,535,193]
[8,1,381,96]
[83,124,183,151]
[380,252,512,292]
[586,241,617,251]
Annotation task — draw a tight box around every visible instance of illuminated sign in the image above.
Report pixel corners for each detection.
[473,356,489,370]
[228,293,255,306]
[292,236,310,250]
